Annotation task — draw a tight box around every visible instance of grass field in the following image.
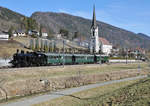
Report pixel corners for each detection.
[0,63,148,82]
[33,78,143,106]
[0,63,149,103]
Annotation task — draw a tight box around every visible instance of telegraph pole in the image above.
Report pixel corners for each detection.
[63,39,65,67]
[126,48,128,64]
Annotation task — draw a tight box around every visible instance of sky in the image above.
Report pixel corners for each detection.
[0,0,150,36]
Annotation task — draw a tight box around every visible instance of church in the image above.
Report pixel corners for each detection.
[90,5,112,55]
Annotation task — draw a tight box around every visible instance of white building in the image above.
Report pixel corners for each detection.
[90,5,99,53]
[89,5,113,55]
[12,30,17,37]
[0,32,9,40]
[99,37,112,55]
[17,33,26,37]
[42,33,48,37]
[13,33,17,37]
[16,30,26,37]
[42,28,48,38]
[28,30,39,36]
[56,34,62,39]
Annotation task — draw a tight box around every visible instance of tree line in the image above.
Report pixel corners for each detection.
[8,17,38,38]
[30,38,56,53]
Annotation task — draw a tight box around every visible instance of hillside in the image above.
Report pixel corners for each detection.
[31,12,150,49]
[0,6,38,32]
[0,40,30,58]
[0,6,150,50]
[0,6,25,31]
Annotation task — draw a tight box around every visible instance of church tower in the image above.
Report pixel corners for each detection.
[90,5,99,54]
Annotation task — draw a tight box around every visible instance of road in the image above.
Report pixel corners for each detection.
[3,75,147,106]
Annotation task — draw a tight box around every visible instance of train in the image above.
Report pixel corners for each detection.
[10,50,109,67]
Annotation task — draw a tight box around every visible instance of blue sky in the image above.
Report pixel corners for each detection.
[0,0,150,36]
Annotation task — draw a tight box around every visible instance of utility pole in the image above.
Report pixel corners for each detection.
[126,48,128,64]
[63,39,65,67]
[100,52,102,65]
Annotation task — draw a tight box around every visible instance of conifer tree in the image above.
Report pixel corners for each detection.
[22,17,28,33]
[29,39,33,49]
[39,25,42,37]
[40,39,44,51]
[54,41,56,52]
[44,40,48,52]
[35,38,40,51]
[30,39,35,51]
[8,26,13,38]
[47,41,50,52]
[49,42,52,52]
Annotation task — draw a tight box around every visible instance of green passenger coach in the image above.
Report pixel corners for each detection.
[43,53,108,65]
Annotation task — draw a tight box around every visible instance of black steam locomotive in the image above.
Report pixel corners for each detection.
[10,50,109,67]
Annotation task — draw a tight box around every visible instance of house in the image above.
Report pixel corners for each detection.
[12,30,17,37]
[136,47,146,55]
[79,40,89,48]
[0,31,9,40]
[56,34,62,39]
[16,30,26,37]
[99,37,112,55]
[53,34,62,39]
[130,48,146,59]
[42,28,48,38]
[28,30,39,36]
[111,46,120,57]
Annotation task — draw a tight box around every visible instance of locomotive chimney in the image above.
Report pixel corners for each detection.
[21,50,24,54]
[16,49,19,54]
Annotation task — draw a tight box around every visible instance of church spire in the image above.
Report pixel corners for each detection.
[90,4,99,54]
[91,4,97,29]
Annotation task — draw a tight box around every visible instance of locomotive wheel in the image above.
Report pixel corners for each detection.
[17,64,21,68]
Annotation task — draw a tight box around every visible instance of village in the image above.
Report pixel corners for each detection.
[0,1,150,106]
[0,18,146,61]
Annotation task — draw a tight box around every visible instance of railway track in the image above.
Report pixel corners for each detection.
[0,63,108,71]
[0,62,144,72]
[1,58,147,72]
[0,66,12,69]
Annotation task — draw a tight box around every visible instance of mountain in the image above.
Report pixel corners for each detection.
[0,6,150,50]
[0,6,38,32]
[0,6,25,31]
[31,12,150,49]
[137,33,150,40]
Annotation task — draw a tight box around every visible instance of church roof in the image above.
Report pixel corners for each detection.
[91,5,97,29]
[99,37,111,45]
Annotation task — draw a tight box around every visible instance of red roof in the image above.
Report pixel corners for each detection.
[42,28,47,33]
[99,37,110,45]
